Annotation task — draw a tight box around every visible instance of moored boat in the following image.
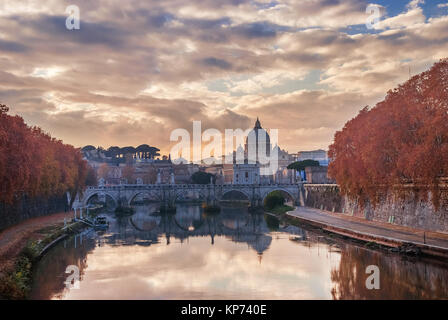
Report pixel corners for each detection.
[93,216,109,230]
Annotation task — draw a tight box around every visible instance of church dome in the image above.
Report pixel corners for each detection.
[245,118,271,162]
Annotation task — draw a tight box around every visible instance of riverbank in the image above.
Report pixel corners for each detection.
[0,211,83,299]
[286,206,448,259]
[264,205,294,216]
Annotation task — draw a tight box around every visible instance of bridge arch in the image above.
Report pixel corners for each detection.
[175,190,207,202]
[128,191,161,205]
[261,188,296,205]
[129,214,161,232]
[83,191,118,207]
[220,189,251,202]
[173,216,205,232]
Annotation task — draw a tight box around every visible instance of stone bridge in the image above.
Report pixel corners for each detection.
[75,183,305,208]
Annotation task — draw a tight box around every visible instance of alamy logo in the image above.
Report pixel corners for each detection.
[169,120,279,175]
[65,5,80,30]
[64,265,80,289]
[366,4,381,30]
[365,265,380,290]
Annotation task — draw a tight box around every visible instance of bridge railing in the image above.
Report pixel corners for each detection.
[87,182,305,190]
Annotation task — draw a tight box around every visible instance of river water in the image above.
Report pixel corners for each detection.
[30,204,448,299]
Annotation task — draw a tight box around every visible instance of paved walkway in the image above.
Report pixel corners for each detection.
[0,212,71,272]
[287,207,448,250]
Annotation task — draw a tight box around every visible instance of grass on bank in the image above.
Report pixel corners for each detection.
[266,205,294,216]
[263,191,294,217]
[0,239,40,299]
[0,221,85,299]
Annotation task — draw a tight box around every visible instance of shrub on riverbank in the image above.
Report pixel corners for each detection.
[264,191,293,216]
[0,240,39,299]
[267,205,294,216]
[0,221,86,299]
[264,191,285,210]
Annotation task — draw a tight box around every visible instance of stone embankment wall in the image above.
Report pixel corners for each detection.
[302,184,448,233]
[0,195,69,231]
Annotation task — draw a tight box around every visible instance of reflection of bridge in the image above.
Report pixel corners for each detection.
[76,183,305,208]
[103,205,308,255]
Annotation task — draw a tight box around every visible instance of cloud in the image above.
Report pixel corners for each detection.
[201,57,233,70]
[0,38,28,52]
[407,0,425,10]
[0,0,447,157]
[374,4,426,30]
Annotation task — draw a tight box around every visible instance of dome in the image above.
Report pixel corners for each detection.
[245,118,271,162]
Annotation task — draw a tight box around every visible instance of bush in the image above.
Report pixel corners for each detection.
[21,241,40,261]
[264,191,285,209]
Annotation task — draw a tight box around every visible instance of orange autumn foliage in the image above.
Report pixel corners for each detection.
[328,59,448,208]
[0,105,87,205]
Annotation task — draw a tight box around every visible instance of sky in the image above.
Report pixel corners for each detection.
[1,0,448,157]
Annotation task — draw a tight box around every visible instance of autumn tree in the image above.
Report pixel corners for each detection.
[143,167,157,184]
[97,163,110,180]
[85,165,98,186]
[328,59,448,208]
[0,104,88,205]
[121,165,135,183]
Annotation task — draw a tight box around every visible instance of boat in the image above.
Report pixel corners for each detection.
[93,216,109,230]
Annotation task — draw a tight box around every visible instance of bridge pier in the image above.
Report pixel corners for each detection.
[297,185,306,207]
[160,187,177,213]
[98,192,106,204]
[250,198,262,208]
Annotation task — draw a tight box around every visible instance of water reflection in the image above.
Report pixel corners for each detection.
[331,245,448,299]
[30,204,448,299]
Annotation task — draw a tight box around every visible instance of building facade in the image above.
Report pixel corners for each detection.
[293,149,329,166]
[232,163,260,185]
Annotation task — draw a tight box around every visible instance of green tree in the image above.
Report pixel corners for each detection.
[287,159,320,171]
[191,171,214,184]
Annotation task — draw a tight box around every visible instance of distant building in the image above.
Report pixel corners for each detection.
[304,166,334,184]
[222,163,235,184]
[82,144,202,185]
[273,145,295,169]
[233,163,260,185]
[204,164,223,176]
[174,163,200,184]
[244,117,271,162]
[203,118,298,185]
[273,167,296,184]
[294,149,329,166]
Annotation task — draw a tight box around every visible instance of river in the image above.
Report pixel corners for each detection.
[30,204,448,299]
